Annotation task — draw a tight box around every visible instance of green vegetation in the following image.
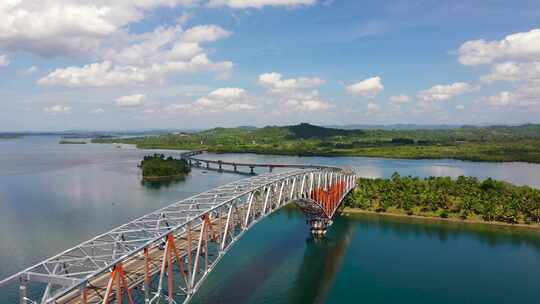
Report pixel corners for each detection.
[92,123,540,163]
[140,154,191,180]
[345,173,540,226]
[0,135,22,139]
[59,140,87,144]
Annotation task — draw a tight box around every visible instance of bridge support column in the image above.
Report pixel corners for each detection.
[249,166,255,175]
[308,219,332,236]
[218,161,223,172]
[233,164,237,172]
[19,277,27,304]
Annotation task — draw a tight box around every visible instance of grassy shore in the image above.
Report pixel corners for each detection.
[342,207,540,230]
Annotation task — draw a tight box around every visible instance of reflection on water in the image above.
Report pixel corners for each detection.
[141,177,186,190]
[288,218,356,304]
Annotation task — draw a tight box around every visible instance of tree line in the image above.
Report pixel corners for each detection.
[345,173,540,225]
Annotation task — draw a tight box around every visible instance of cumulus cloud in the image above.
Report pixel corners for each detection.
[257,72,325,92]
[346,76,384,98]
[284,99,333,112]
[38,22,234,87]
[257,72,332,113]
[181,25,232,43]
[481,61,540,83]
[166,87,255,114]
[43,105,71,114]
[417,82,476,102]
[0,54,9,66]
[389,95,410,103]
[116,94,146,107]
[481,84,540,109]
[0,0,198,57]
[207,0,316,9]
[458,28,540,66]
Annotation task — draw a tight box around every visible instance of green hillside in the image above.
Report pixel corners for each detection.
[92,123,540,163]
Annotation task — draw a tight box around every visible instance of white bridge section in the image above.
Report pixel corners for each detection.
[0,167,356,304]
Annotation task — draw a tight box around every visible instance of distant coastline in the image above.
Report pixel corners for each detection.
[92,123,540,164]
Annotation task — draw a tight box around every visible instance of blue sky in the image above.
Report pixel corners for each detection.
[1,0,539,131]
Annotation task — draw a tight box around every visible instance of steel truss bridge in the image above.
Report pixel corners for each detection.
[0,155,356,304]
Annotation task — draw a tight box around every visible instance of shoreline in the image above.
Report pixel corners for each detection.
[342,207,540,230]
[142,174,187,181]
[128,144,540,165]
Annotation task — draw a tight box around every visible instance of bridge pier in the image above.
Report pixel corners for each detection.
[233,164,237,172]
[218,160,223,172]
[308,219,332,236]
[249,166,255,175]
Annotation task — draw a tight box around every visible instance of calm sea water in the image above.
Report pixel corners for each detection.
[1,136,539,303]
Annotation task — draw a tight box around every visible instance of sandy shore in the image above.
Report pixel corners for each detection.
[342,207,540,230]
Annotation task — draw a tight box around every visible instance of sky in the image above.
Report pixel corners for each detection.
[1,0,540,131]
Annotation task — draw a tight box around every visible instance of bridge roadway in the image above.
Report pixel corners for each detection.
[180,150,330,175]
[0,159,356,304]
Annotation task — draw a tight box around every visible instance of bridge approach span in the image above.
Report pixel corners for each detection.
[1,166,356,304]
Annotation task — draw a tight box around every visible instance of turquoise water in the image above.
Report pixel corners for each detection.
[1,136,539,303]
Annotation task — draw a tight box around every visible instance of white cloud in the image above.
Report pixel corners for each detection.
[456,104,465,110]
[366,102,380,113]
[207,0,316,9]
[0,54,9,66]
[43,105,71,114]
[389,95,410,103]
[0,0,198,57]
[181,25,232,43]
[482,91,515,107]
[166,87,255,114]
[284,99,333,111]
[417,82,476,102]
[116,94,145,107]
[37,23,234,87]
[346,76,384,98]
[481,61,540,83]
[90,108,105,114]
[481,84,540,109]
[38,61,150,87]
[458,28,540,66]
[208,87,246,99]
[258,72,325,92]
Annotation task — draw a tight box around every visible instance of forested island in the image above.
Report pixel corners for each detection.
[139,154,191,180]
[59,140,87,144]
[92,123,540,163]
[345,174,540,227]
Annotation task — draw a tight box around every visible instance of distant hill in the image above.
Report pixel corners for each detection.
[326,124,463,130]
[287,123,364,138]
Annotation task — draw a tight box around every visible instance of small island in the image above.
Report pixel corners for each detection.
[59,140,87,144]
[345,173,540,227]
[140,154,191,180]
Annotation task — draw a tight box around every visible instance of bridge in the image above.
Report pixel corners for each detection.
[0,155,356,304]
[180,150,330,175]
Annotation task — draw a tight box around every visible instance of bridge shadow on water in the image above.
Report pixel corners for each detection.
[191,209,356,304]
